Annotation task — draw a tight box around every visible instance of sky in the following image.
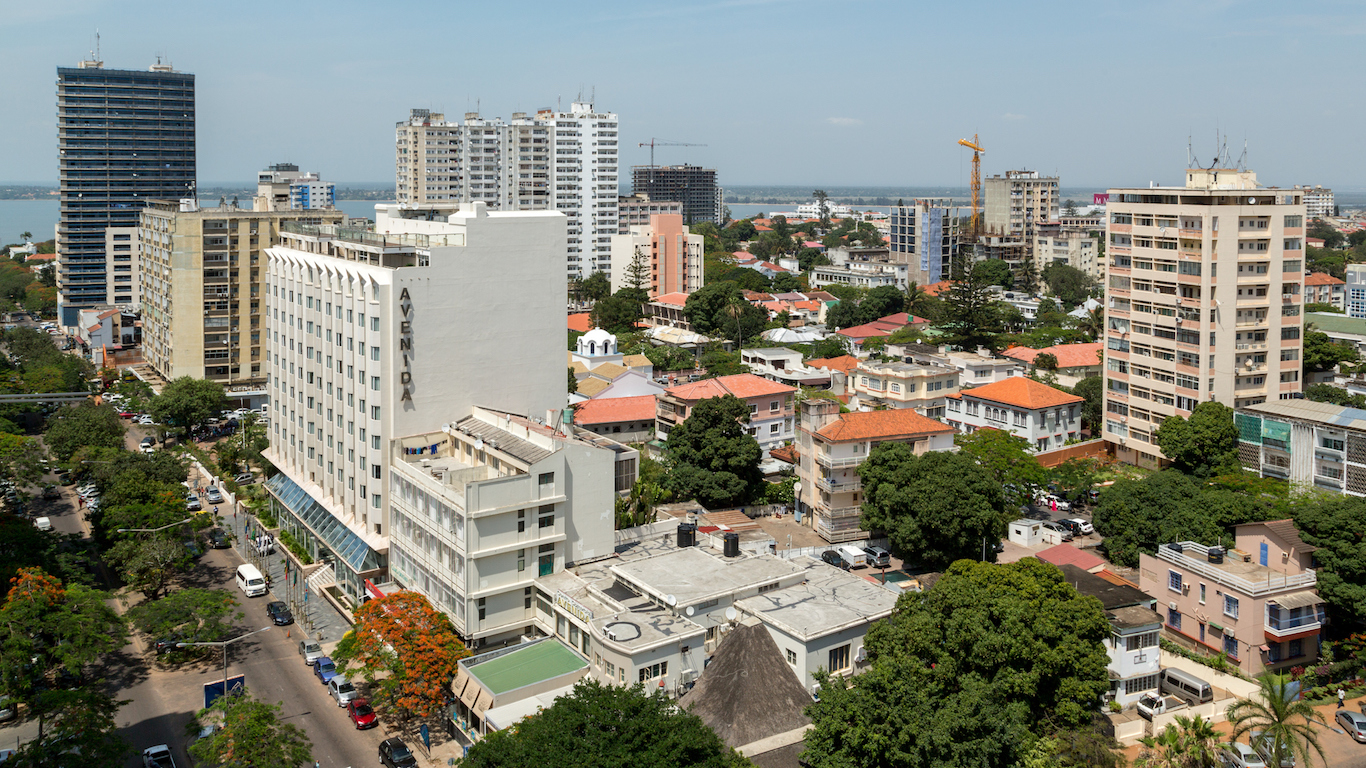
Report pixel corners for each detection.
[2,0,1363,190]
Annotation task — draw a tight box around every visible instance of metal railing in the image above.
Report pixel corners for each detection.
[1156,543,1315,597]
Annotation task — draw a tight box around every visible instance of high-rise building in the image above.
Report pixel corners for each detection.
[617,194,682,234]
[609,214,703,297]
[394,103,619,280]
[262,202,566,601]
[984,170,1058,279]
[1296,185,1335,219]
[1102,169,1306,468]
[139,199,344,394]
[56,58,195,323]
[631,164,723,226]
[254,163,336,212]
[888,199,959,284]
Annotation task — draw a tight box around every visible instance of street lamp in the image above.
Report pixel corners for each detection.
[117,517,194,534]
[178,625,272,694]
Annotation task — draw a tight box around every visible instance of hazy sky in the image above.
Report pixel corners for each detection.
[3,0,1362,189]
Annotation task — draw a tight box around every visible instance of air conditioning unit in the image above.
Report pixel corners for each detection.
[1182,584,1191,596]
[1170,601,1180,611]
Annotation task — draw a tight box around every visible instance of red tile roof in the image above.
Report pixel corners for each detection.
[805,291,838,302]
[666,373,796,401]
[653,292,690,307]
[567,313,593,333]
[922,280,953,297]
[1002,342,1102,369]
[1035,544,1106,573]
[814,408,954,443]
[769,445,798,464]
[572,395,658,425]
[958,377,1083,410]
[805,355,860,374]
[1305,272,1345,286]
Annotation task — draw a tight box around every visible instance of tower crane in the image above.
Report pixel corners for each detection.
[637,139,707,184]
[957,134,985,240]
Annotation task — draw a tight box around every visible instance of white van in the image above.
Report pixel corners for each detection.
[235,564,267,598]
[837,545,867,569]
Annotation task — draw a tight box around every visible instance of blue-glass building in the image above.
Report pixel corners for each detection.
[57,61,195,324]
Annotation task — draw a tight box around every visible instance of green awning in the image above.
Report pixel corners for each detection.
[1209,622,1225,632]
[1235,414,1262,444]
[1261,420,1291,443]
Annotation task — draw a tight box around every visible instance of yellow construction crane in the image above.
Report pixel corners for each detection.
[957,134,985,239]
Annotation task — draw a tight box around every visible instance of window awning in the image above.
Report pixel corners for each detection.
[1259,644,1270,653]
[1209,622,1225,633]
[1270,592,1324,610]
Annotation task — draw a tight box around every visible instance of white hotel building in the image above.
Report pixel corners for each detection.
[262,202,566,602]
[395,102,619,281]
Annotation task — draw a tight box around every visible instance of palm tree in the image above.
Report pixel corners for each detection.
[1135,714,1220,768]
[904,280,927,315]
[1226,673,1327,767]
[20,231,32,243]
[1077,306,1105,341]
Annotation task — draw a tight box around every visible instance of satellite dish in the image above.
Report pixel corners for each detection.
[475,438,484,450]
[724,607,738,622]
[1249,197,1256,204]
[685,606,695,617]
[665,594,677,607]
[441,423,452,432]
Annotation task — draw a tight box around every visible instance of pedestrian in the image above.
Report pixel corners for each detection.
[213,505,219,516]
[1340,688,1347,709]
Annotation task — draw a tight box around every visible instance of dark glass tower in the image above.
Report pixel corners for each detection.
[56,61,195,323]
[631,164,722,226]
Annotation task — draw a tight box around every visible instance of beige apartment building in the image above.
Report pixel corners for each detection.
[984,170,1059,267]
[848,359,960,418]
[139,199,344,391]
[609,213,703,297]
[1102,169,1306,466]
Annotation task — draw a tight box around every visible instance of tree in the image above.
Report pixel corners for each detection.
[1063,200,1078,217]
[1135,714,1220,768]
[568,367,578,394]
[1293,497,1366,626]
[187,692,314,768]
[20,231,31,243]
[1071,376,1103,433]
[1303,329,1359,374]
[0,433,47,488]
[1091,470,1257,567]
[976,258,1014,288]
[683,282,765,342]
[1076,306,1104,341]
[1308,219,1344,249]
[858,446,1008,568]
[1034,352,1060,371]
[43,401,123,461]
[1041,263,1095,308]
[796,247,829,271]
[942,262,1003,352]
[127,588,242,647]
[7,689,130,768]
[954,430,1048,509]
[1304,301,1344,314]
[1225,674,1327,768]
[622,246,652,301]
[1050,457,1100,505]
[107,536,189,599]
[581,271,611,302]
[1304,383,1366,408]
[803,559,1112,768]
[771,272,801,293]
[698,346,747,378]
[335,591,469,724]
[151,377,226,435]
[590,295,640,334]
[813,189,832,229]
[464,678,747,768]
[664,395,762,509]
[717,266,772,292]
[1153,401,1240,477]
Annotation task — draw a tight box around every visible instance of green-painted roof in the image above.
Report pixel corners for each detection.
[1306,312,1366,336]
[467,640,586,695]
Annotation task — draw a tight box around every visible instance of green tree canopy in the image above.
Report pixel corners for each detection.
[1090,470,1262,567]
[1303,329,1360,373]
[44,401,124,461]
[127,587,243,646]
[859,445,1008,568]
[1294,496,1366,626]
[463,679,748,768]
[581,271,611,302]
[187,692,314,768]
[1041,263,1095,308]
[1304,382,1366,408]
[683,282,766,341]
[1071,376,1103,432]
[151,377,226,434]
[975,258,1013,289]
[590,295,641,334]
[664,394,762,508]
[942,262,1003,352]
[804,559,1113,768]
[1034,352,1059,371]
[770,271,802,293]
[1226,674,1326,768]
[953,429,1048,509]
[7,689,130,768]
[1152,401,1240,477]
[699,347,747,378]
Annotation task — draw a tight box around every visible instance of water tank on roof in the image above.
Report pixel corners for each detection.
[1208,546,1224,565]
[677,523,696,548]
[723,531,740,558]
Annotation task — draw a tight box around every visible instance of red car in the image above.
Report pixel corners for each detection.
[347,698,378,730]
[119,411,136,419]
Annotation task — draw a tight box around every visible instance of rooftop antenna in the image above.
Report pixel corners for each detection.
[95,30,100,61]
[1236,139,1248,172]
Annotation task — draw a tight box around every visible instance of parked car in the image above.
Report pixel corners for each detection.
[1039,520,1074,541]
[820,550,850,570]
[379,737,419,768]
[42,486,60,500]
[862,546,892,569]
[1251,730,1296,767]
[153,636,184,655]
[314,657,339,685]
[298,640,324,666]
[234,472,255,485]
[185,496,202,512]
[1216,742,1267,768]
[1336,709,1366,743]
[329,677,359,707]
[188,724,218,751]
[0,695,15,723]
[34,517,51,532]
[205,487,223,504]
[1044,494,1072,512]
[182,536,203,558]
[142,744,177,768]
[206,528,230,549]
[1059,518,1094,536]
[266,601,293,626]
[347,698,379,729]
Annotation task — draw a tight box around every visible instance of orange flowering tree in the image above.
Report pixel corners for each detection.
[337,591,469,724]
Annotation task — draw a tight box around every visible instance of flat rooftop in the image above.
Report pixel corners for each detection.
[1155,542,1316,596]
[734,556,898,642]
[610,548,804,608]
[1110,605,1163,631]
[1058,564,1151,610]
[539,565,705,650]
[465,639,586,696]
[1241,399,1366,431]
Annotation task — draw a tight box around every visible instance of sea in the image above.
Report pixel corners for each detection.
[0,199,389,246]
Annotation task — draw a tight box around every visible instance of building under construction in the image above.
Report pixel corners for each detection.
[631,164,724,225]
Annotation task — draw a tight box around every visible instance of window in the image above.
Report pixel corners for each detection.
[1124,674,1159,695]
[1223,594,1239,619]
[1199,584,1206,604]
[371,405,381,420]
[539,515,554,529]
[769,423,781,435]
[1167,608,1181,631]
[371,316,380,332]
[1223,633,1238,658]
[1168,570,1183,593]
[1289,638,1303,658]
[638,661,667,682]
[1125,632,1158,651]
[828,644,851,672]
[786,649,797,665]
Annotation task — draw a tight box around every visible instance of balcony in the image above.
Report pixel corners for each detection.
[1264,602,1324,639]
[814,453,864,469]
[815,476,861,493]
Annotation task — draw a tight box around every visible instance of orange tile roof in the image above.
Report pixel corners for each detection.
[922,280,953,297]
[806,355,860,374]
[567,312,593,333]
[572,395,658,425]
[769,445,798,464]
[814,408,954,443]
[1002,342,1102,369]
[1094,569,1141,588]
[1305,272,1345,286]
[1035,544,1106,573]
[959,377,1083,410]
[653,292,690,307]
[666,373,796,401]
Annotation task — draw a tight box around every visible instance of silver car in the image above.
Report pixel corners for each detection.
[298,640,323,666]
[1217,742,1267,768]
[329,677,359,707]
[1336,710,1366,743]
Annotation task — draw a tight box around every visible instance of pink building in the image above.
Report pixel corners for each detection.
[610,213,703,297]
[655,373,797,453]
[1138,519,1323,676]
